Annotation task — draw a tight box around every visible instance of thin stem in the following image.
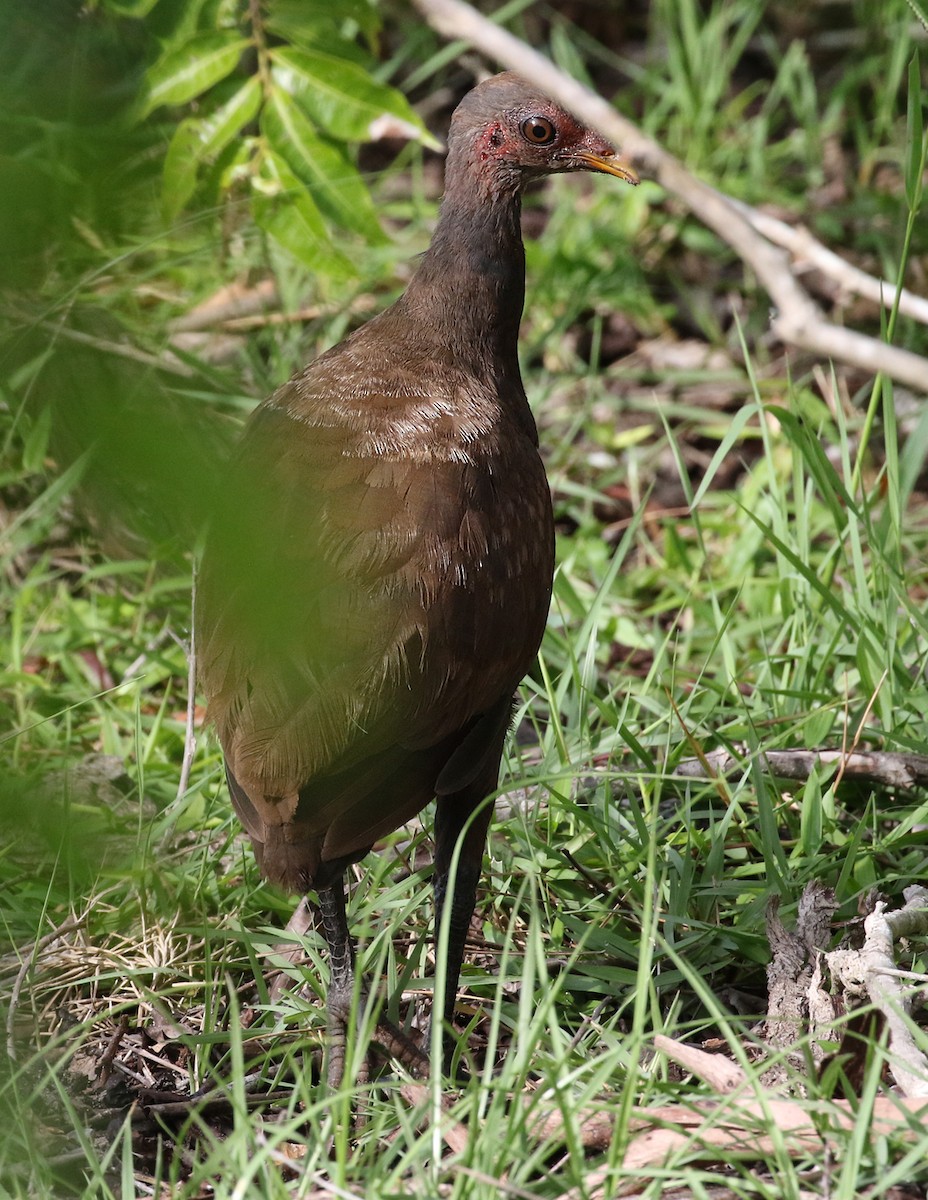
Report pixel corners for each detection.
[248,0,272,97]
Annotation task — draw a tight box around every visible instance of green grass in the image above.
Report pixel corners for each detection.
[2,1,928,1196]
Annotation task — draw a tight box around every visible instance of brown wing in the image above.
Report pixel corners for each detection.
[197,314,554,889]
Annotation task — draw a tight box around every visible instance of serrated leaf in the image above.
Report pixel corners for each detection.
[270,45,432,144]
[140,31,250,119]
[252,150,353,278]
[263,90,385,242]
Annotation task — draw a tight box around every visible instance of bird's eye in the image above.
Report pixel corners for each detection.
[520,116,556,145]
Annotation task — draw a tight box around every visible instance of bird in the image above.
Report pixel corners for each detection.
[196,71,638,1086]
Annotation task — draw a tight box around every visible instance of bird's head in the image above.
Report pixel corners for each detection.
[448,71,639,188]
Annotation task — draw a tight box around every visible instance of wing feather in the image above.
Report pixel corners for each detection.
[196,316,554,884]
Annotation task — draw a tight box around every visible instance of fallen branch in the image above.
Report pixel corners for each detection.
[410,0,928,393]
[674,746,928,790]
[827,885,928,1098]
[654,1032,747,1092]
[134,1086,293,1122]
[759,884,838,1085]
[399,1082,470,1155]
[537,1032,928,1200]
[168,279,280,333]
[729,199,928,327]
[538,1083,928,1200]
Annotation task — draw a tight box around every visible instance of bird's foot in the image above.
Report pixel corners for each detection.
[325,989,429,1089]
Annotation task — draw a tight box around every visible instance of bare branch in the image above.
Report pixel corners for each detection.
[827,887,928,1098]
[729,200,928,327]
[654,1034,748,1093]
[674,747,928,790]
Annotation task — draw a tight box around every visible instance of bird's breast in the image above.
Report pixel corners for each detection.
[269,364,555,730]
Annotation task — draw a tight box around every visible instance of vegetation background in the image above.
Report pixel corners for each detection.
[1,0,927,1196]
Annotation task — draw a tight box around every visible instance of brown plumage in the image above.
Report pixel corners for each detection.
[196,72,637,1083]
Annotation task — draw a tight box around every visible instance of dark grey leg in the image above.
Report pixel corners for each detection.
[316,881,356,1088]
[432,794,494,1067]
[316,881,428,1086]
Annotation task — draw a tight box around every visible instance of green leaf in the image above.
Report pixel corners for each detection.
[251,150,353,278]
[102,0,161,15]
[216,138,255,192]
[22,405,52,474]
[199,76,263,160]
[162,78,261,222]
[263,90,385,242]
[266,0,382,51]
[690,404,755,508]
[270,46,431,143]
[772,406,856,531]
[162,119,205,223]
[140,31,251,119]
[904,50,925,211]
[797,768,822,859]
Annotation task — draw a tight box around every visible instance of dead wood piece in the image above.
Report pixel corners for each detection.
[729,201,928,328]
[621,1095,928,1168]
[654,1034,747,1093]
[674,747,928,790]
[98,1013,130,1088]
[534,1105,614,1151]
[762,883,838,1061]
[537,1089,928,1190]
[826,886,928,1098]
[134,1087,292,1121]
[399,1082,470,1155]
[168,279,280,333]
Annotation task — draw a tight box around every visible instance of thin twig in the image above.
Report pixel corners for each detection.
[123,627,173,681]
[28,317,195,377]
[134,1088,293,1120]
[97,1013,130,1088]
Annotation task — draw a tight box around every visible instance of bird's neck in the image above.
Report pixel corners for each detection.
[402,152,527,384]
